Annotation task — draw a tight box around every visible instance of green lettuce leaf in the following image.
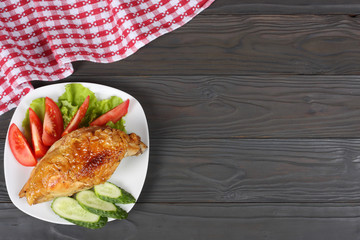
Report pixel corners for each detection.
[95,96,125,132]
[57,84,126,131]
[22,97,46,142]
[106,119,126,132]
[96,96,123,115]
[22,84,127,139]
[57,83,97,128]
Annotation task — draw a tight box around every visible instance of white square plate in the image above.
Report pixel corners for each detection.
[4,82,149,224]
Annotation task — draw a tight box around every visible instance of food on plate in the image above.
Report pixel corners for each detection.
[19,126,147,205]
[94,182,135,204]
[17,84,129,166]
[57,83,127,132]
[76,190,128,219]
[42,97,64,146]
[21,83,127,150]
[53,181,133,228]
[6,83,148,227]
[29,108,48,158]
[90,99,129,126]
[62,95,90,137]
[52,197,108,229]
[8,124,37,166]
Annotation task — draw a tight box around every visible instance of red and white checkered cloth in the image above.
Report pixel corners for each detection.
[0,0,214,115]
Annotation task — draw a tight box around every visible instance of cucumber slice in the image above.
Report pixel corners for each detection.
[51,197,107,229]
[94,182,136,204]
[76,190,128,219]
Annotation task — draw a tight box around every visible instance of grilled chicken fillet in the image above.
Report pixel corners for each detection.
[19,126,147,205]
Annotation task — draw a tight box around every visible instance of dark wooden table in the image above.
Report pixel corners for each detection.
[2,1,360,239]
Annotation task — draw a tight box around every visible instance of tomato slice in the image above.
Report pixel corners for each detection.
[90,99,129,126]
[29,108,48,158]
[62,95,90,137]
[8,123,37,166]
[42,97,64,146]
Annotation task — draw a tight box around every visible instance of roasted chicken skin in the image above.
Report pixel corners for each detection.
[19,126,147,205]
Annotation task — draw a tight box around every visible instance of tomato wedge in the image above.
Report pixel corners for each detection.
[29,108,48,158]
[42,97,64,146]
[8,123,37,166]
[90,99,129,126]
[62,95,90,137]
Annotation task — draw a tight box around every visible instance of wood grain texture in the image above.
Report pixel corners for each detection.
[139,138,360,203]
[1,203,360,240]
[71,15,360,76]
[1,75,359,138]
[2,138,360,203]
[206,0,360,14]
